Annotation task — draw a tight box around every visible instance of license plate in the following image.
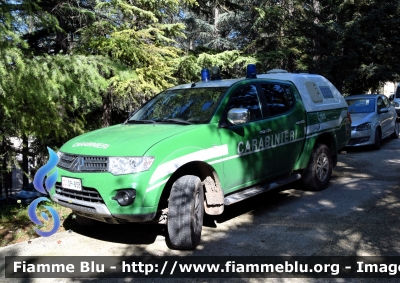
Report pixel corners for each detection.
[62,177,82,191]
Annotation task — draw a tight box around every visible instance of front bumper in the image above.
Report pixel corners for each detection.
[346,128,374,146]
[52,192,157,224]
[50,168,160,224]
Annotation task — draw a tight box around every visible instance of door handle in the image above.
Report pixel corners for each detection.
[259,129,272,134]
[296,120,305,125]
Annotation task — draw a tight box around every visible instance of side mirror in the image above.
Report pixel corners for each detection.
[227,108,250,125]
[389,94,394,101]
[378,107,389,114]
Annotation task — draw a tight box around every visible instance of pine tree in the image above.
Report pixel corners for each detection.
[74,0,198,122]
[0,0,130,188]
[294,0,400,94]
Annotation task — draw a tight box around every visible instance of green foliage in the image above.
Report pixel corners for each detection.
[0,52,125,139]
[75,0,195,113]
[293,0,400,94]
[175,50,257,84]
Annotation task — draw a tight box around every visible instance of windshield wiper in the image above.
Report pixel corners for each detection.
[126,120,157,124]
[159,118,193,125]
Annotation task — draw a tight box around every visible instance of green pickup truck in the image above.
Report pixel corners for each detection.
[51,66,351,250]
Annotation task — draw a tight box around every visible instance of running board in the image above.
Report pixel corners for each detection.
[224,174,301,206]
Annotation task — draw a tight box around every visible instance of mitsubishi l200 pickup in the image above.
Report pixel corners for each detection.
[51,65,351,250]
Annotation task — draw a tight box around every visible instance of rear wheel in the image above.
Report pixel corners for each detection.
[302,144,333,191]
[167,175,204,250]
[373,128,381,150]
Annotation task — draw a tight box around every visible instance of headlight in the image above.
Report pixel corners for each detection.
[56,151,64,159]
[394,102,400,107]
[355,122,371,131]
[108,157,154,175]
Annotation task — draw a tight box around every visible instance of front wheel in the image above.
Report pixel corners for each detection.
[167,175,204,250]
[391,123,399,139]
[373,128,381,150]
[302,144,333,191]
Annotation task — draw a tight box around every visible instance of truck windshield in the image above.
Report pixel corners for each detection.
[128,87,228,124]
[347,98,375,113]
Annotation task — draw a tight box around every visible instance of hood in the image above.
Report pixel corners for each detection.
[350,112,375,126]
[60,123,198,156]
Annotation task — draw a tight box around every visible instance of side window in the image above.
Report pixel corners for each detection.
[377,97,384,112]
[382,96,390,108]
[260,83,295,116]
[225,84,262,121]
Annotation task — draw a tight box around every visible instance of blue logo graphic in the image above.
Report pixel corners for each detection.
[28,147,60,237]
[33,147,59,194]
[28,197,61,237]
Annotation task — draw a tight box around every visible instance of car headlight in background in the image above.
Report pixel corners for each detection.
[394,102,400,107]
[355,122,372,131]
[108,157,154,175]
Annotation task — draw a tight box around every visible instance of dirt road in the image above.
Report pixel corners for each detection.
[2,138,400,282]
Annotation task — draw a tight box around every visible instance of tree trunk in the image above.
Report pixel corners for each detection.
[214,7,219,44]
[0,136,5,198]
[22,134,29,189]
[1,136,12,198]
[102,93,112,128]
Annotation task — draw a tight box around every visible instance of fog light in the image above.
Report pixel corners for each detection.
[359,137,370,143]
[113,190,136,206]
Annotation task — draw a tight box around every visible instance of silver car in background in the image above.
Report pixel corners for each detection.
[391,83,400,115]
[345,94,399,150]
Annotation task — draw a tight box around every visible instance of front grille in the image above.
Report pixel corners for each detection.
[58,153,108,172]
[58,153,78,169]
[81,156,108,172]
[55,182,105,204]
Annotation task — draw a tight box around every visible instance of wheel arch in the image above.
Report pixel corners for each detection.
[158,161,224,216]
[313,132,337,167]
[297,132,337,170]
[301,143,333,191]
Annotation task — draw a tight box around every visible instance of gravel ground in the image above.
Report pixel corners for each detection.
[2,138,400,282]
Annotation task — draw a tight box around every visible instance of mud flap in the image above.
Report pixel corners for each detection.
[202,176,224,215]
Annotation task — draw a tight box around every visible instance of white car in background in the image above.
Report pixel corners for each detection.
[345,94,399,150]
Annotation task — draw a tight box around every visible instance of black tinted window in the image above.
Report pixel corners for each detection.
[377,97,384,111]
[130,87,227,123]
[260,83,294,116]
[226,84,262,121]
[382,96,390,108]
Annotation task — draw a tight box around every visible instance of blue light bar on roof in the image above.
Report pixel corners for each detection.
[246,64,257,78]
[201,68,210,82]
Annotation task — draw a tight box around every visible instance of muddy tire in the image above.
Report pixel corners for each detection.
[167,175,204,250]
[302,144,333,191]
